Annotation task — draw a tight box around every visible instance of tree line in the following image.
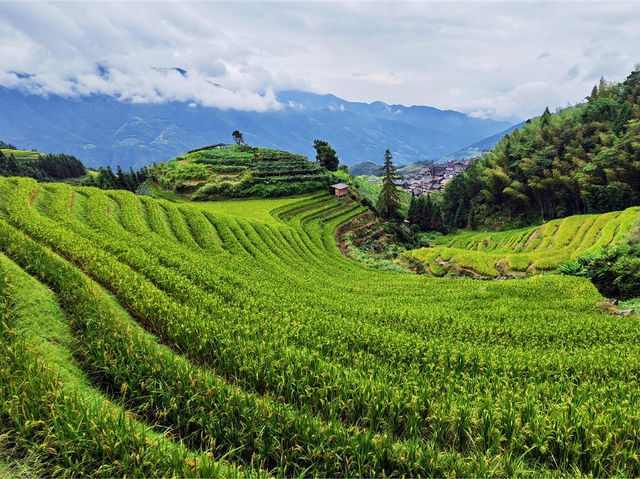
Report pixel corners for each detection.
[0,149,86,182]
[82,165,149,192]
[440,69,640,229]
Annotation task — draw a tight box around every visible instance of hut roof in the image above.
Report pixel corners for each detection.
[331,183,350,190]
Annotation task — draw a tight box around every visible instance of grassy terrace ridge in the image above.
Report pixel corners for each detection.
[409,207,640,277]
[0,148,42,160]
[147,143,332,200]
[2,175,640,476]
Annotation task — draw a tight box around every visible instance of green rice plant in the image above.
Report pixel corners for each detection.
[411,207,639,277]
[3,174,640,476]
[0,255,237,478]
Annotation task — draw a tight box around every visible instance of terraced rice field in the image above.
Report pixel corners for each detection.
[410,208,640,277]
[1,176,640,476]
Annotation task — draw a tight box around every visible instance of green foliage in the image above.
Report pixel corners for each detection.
[83,165,149,192]
[313,139,339,172]
[376,149,402,219]
[149,144,330,199]
[407,194,446,233]
[584,237,640,300]
[0,147,85,181]
[411,207,639,277]
[352,175,411,216]
[442,68,640,229]
[3,175,640,475]
[557,258,589,277]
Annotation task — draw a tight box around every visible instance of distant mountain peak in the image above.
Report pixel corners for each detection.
[1,86,517,170]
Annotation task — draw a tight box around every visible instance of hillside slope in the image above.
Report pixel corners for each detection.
[1,175,640,475]
[410,207,639,277]
[444,120,527,160]
[147,143,331,199]
[441,69,640,229]
[0,146,85,182]
[0,87,514,169]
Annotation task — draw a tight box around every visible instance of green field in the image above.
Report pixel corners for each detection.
[2,176,640,476]
[0,149,41,160]
[148,144,331,200]
[410,208,640,277]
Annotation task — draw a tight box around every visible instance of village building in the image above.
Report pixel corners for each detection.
[330,183,350,198]
[393,159,471,196]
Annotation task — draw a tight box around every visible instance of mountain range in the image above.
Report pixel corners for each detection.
[0,86,518,170]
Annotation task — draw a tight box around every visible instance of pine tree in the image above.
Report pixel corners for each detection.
[116,165,129,190]
[430,201,443,232]
[419,195,432,231]
[105,167,118,189]
[453,199,465,229]
[407,193,417,224]
[376,149,401,219]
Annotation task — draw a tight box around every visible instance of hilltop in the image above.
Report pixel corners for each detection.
[147,143,332,200]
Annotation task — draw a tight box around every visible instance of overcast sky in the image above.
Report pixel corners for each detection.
[1,1,639,121]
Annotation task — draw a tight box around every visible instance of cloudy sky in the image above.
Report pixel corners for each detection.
[1,1,639,121]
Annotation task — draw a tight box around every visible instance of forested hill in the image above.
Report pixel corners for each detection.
[0,144,85,182]
[442,69,640,229]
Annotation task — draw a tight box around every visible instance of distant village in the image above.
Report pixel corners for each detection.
[368,159,472,196]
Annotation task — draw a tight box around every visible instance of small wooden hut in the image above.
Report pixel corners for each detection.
[330,183,350,198]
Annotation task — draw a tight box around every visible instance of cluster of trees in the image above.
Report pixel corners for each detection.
[407,194,446,233]
[441,69,640,229]
[0,141,16,149]
[0,149,85,181]
[83,165,149,192]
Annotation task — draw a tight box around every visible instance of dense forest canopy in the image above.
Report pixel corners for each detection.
[0,148,85,181]
[441,69,640,229]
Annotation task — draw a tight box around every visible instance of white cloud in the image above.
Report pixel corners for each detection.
[1,2,640,118]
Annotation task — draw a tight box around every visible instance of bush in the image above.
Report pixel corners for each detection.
[559,236,640,300]
[586,241,640,300]
[557,252,596,277]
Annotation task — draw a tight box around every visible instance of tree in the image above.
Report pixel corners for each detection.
[453,199,465,229]
[407,194,417,224]
[116,165,130,190]
[376,149,401,219]
[313,140,339,172]
[232,130,244,145]
[419,195,432,231]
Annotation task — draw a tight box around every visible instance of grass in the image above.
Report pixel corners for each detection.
[619,297,640,314]
[192,195,315,225]
[0,251,244,478]
[410,208,640,277]
[0,149,41,160]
